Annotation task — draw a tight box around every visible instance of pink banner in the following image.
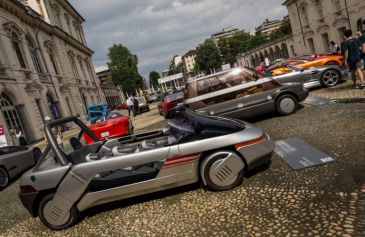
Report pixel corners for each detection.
[0,125,4,136]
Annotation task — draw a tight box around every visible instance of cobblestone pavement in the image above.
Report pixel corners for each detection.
[0,81,364,237]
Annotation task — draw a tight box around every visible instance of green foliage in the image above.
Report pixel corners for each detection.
[269,19,292,40]
[105,75,114,85]
[218,31,251,65]
[149,71,160,88]
[107,44,143,95]
[246,35,268,50]
[195,39,222,74]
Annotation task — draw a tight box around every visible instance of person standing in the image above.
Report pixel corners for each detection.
[133,97,139,116]
[357,30,365,69]
[343,29,365,88]
[126,96,135,117]
[329,41,340,55]
[15,127,28,146]
[44,116,64,149]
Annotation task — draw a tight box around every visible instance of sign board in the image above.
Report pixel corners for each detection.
[158,73,183,84]
[222,64,231,71]
[0,125,7,148]
[274,137,335,170]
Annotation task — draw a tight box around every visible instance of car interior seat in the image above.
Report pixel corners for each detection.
[70,137,83,150]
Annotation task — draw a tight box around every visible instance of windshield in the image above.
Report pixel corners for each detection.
[166,92,183,100]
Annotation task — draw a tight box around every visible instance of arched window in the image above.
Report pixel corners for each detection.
[26,36,43,73]
[334,0,342,11]
[357,18,363,32]
[78,56,87,80]
[315,0,323,18]
[45,41,59,75]
[301,6,309,26]
[68,51,79,79]
[11,32,26,68]
[64,13,72,35]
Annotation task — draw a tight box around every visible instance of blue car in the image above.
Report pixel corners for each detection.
[87,103,108,124]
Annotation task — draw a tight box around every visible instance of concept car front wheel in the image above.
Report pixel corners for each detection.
[0,167,9,190]
[201,151,245,191]
[38,194,79,230]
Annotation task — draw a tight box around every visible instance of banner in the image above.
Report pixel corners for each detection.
[0,125,7,148]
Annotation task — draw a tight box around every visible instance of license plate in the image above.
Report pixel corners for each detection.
[101,131,110,138]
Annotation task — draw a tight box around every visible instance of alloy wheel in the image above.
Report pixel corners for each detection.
[322,70,339,87]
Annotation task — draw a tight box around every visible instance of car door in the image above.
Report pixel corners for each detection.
[274,67,313,85]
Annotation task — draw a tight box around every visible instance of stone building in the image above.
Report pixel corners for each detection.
[0,0,105,145]
[237,35,294,68]
[182,50,196,76]
[283,0,365,55]
[211,27,240,45]
[95,66,125,105]
[255,18,284,37]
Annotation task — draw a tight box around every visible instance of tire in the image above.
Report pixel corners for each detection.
[38,193,79,230]
[325,61,340,66]
[33,149,42,164]
[0,167,9,190]
[201,151,245,191]
[320,69,341,87]
[275,94,298,115]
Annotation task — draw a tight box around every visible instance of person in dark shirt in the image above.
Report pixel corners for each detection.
[343,30,365,88]
[357,30,365,69]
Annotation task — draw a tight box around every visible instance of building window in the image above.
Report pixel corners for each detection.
[334,0,342,11]
[357,18,364,32]
[52,4,62,28]
[64,14,72,35]
[68,52,79,79]
[78,58,87,80]
[49,52,59,75]
[11,32,26,68]
[315,0,324,18]
[26,36,43,73]
[321,33,330,52]
[301,6,309,25]
[307,38,315,53]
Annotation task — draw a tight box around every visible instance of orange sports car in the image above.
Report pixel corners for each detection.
[270,54,343,76]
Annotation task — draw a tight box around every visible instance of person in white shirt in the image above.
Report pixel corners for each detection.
[126,97,135,117]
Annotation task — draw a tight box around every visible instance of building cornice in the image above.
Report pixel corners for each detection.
[57,0,85,23]
[1,0,93,55]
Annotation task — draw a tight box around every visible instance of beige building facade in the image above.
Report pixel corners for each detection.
[0,0,105,145]
[95,66,125,105]
[182,50,196,76]
[237,35,294,68]
[284,0,365,55]
[255,18,284,36]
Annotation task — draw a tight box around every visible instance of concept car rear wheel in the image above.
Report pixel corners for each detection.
[38,194,79,230]
[275,94,298,115]
[201,151,245,191]
[320,69,340,87]
[0,167,9,190]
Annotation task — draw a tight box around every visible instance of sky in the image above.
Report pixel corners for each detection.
[69,0,288,78]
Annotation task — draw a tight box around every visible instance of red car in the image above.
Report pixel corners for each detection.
[83,112,133,144]
[115,102,128,110]
[158,92,184,118]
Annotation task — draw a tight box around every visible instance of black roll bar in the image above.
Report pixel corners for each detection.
[45,116,100,166]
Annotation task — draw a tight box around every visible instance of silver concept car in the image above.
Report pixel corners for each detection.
[18,108,274,230]
[0,146,41,190]
[272,65,347,88]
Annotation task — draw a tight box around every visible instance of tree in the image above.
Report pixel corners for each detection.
[107,44,143,95]
[269,19,292,40]
[246,35,268,50]
[218,31,251,65]
[149,71,160,88]
[195,39,222,74]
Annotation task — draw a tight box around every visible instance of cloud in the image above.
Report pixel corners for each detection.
[69,0,287,78]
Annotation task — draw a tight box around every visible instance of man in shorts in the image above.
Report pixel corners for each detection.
[343,29,365,88]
